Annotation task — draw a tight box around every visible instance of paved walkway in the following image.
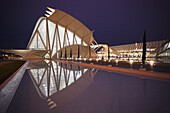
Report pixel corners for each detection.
[55,60,170,81]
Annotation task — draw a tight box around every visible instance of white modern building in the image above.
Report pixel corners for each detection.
[27,7,97,59]
[1,7,169,62]
[111,40,167,61]
[27,7,119,59]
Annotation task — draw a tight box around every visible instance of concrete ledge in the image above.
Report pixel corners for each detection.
[55,59,170,81]
[0,61,29,113]
[0,61,26,90]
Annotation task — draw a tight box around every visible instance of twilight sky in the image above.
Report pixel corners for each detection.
[0,0,170,49]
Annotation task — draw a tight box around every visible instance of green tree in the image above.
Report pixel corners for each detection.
[142,30,146,64]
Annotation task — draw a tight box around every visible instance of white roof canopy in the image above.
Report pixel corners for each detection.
[46,7,95,45]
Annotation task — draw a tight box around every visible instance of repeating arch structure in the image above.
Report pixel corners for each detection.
[27,7,97,58]
[28,61,98,108]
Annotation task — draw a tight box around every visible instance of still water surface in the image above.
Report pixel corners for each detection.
[6,60,170,113]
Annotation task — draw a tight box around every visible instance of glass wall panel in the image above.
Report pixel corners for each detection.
[65,33,69,47]
[67,30,73,45]
[49,68,57,96]
[68,70,74,86]
[52,37,56,57]
[68,71,74,86]
[55,30,60,51]
[38,19,46,45]
[74,36,77,44]
[30,69,38,83]
[44,53,50,58]
[39,70,48,97]
[167,42,170,49]
[29,33,37,49]
[37,34,45,50]
[48,20,56,49]
[58,25,65,48]
[59,68,66,91]
[83,42,87,46]
[75,35,81,45]
[76,71,81,79]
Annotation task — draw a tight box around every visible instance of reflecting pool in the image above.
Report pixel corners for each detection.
[6,60,170,113]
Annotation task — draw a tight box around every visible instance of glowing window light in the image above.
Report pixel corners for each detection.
[150,60,154,66]
[129,60,133,64]
[115,59,119,63]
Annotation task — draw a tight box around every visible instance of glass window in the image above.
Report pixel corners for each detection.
[75,35,81,45]
[38,19,46,45]
[58,25,65,48]
[37,34,45,50]
[29,33,37,49]
[83,42,87,46]
[67,30,73,45]
[65,33,69,47]
[59,68,66,91]
[52,37,56,57]
[48,20,56,49]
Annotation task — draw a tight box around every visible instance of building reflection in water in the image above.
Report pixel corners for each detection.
[27,60,98,109]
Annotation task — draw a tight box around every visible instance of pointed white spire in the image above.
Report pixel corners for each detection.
[47,7,55,13]
[46,10,53,15]
[45,14,50,17]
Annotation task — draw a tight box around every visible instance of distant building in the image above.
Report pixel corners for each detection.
[156,40,170,63]
[111,40,167,62]
[1,7,169,63]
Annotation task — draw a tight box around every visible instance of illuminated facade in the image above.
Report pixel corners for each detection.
[27,7,120,60]
[24,7,169,62]
[156,40,170,63]
[92,44,120,59]
[111,40,167,61]
[27,7,98,59]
